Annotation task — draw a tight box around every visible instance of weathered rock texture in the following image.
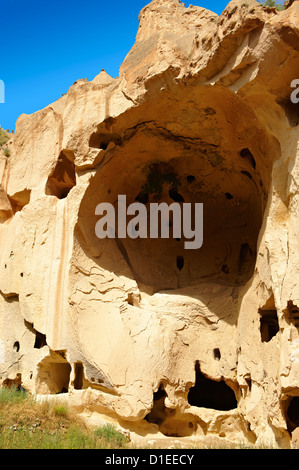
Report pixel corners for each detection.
[0,0,299,448]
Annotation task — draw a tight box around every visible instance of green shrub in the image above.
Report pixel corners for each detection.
[3,147,10,157]
[95,424,129,448]
[0,128,9,147]
[52,405,68,417]
[0,386,28,405]
[259,0,285,10]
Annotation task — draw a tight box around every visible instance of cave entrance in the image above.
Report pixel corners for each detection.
[76,85,278,292]
[145,385,196,437]
[45,151,76,199]
[145,386,167,427]
[188,361,237,411]
[35,351,71,395]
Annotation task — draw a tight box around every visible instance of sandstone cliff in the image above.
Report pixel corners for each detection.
[0,0,299,448]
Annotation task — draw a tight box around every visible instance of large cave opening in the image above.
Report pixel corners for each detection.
[145,384,197,437]
[188,361,238,411]
[76,85,278,292]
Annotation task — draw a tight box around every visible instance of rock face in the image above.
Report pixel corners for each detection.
[0,0,299,448]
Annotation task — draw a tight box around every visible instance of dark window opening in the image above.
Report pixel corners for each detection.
[286,397,299,432]
[177,256,184,271]
[34,332,47,349]
[13,341,20,352]
[238,243,253,276]
[245,377,252,392]
[24,320,47,349]
[213,348,221,361]
[286,301,299,328]
[135,192,149,204]
[222,265,229,274]
[89,132,122,150]
[74,362,84,390]
[259,309,279,342]
[169,189,185,203]
[241,170,253,180]
[240,148,256,169]
[225,193,234,200]
[187,175,196,184]
[188,361,237,411]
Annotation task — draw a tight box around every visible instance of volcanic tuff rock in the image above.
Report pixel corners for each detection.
[0,0,299,448]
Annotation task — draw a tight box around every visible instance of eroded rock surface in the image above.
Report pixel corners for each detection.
[0,0,299,448]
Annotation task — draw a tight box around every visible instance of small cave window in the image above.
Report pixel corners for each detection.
[241,170,253,180]
[240,148,256,170]
[259,309,279,343]
[74,362,84,390]
[89,132,122,150]
[127,292,141,307]
[222,265,229,274]
[286,397,299,432]
[45,151,76,200]
[169,189,185,203]
[187,175,196,184]
[238,243,253,276]
[245,377,252,392]
[225,192,234,200]
[213,348,221,361]
[177,256,184,271]
[34,332,47,349]
[286,301,299,329]
[13,341,20,352]
[188,361,237,411]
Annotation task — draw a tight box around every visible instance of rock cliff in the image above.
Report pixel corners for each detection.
[0,0,299,448]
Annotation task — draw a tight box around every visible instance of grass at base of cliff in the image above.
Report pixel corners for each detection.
[0,386,130,449]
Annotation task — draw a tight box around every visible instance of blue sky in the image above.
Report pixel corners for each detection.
[0,0,276,131]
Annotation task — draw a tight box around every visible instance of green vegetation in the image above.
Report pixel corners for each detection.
[0,386,130,449]
[0,127,10,147]
[259,0,286,10]
[2,147,10,157]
